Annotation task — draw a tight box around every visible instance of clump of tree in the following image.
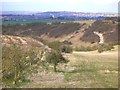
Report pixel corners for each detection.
[61,45,73,53]
[2,44,37,87]
[45,51,69,72]
[74,45,98,51]
[46,41,62,51]
[45,41,73,53]
[62,40,72,45]
[74,44,114,53]
[98,44,114,53]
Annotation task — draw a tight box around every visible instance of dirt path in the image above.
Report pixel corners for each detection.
[22,71,64,88]
[94,31,104,44]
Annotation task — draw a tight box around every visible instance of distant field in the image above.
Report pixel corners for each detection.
[2,19,73,25]
[2,20,95,25]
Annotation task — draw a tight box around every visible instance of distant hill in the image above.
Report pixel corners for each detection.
[2,22,82,37]
[80,20,118,44]
[2,11,117,17]
[2,19,118,45]
[2,11,118,23]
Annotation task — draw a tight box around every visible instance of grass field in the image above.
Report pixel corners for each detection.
[63,50,118,88]
[22,46,118,88]
[2,20,95,25]
[2,19,73,25]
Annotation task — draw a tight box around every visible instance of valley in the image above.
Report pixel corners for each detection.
[1,17,119,88]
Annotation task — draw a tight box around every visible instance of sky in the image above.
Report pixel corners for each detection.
[1,0,119,13]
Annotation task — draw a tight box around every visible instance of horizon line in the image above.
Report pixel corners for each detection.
[1,11,118,14]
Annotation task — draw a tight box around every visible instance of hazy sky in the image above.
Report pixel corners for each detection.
[1,0,119,13]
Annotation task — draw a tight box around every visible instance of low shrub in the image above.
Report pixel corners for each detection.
[74,45,97,51]
[61,45,73,53]
[74,44,114,53]
[2,44,38,87]
[62,40,72,45]
[45,41,73,53]
[46,41,62,51]
[98,44,114,53]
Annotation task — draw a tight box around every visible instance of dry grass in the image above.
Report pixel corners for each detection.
[22,45,118,88]
[62,46,118,88]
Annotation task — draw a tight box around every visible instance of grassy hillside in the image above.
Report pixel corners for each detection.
[2,20,118,45]
[2,19,119,88]
[2,22,81,37]
[80,20,118,43]
[22,46,118,88]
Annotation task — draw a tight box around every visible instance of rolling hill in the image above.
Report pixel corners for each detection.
[2,19,118,45]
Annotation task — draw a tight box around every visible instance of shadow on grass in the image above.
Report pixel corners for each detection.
[56,70,66,73]
[71,68,97,73]
[57,68,97,74]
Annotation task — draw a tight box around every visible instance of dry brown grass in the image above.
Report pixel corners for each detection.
[22,45,118,88]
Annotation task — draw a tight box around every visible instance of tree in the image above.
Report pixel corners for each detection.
[46,51,68,72]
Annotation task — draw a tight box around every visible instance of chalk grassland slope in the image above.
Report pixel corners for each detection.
[22,46,118,88]
[2,35,44,47]
[1,23,118,88]
[2,35,118,88]
[2,35,52,61]
[2,20,118,45]
[80,20,118,43]
[2,23,81,38]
